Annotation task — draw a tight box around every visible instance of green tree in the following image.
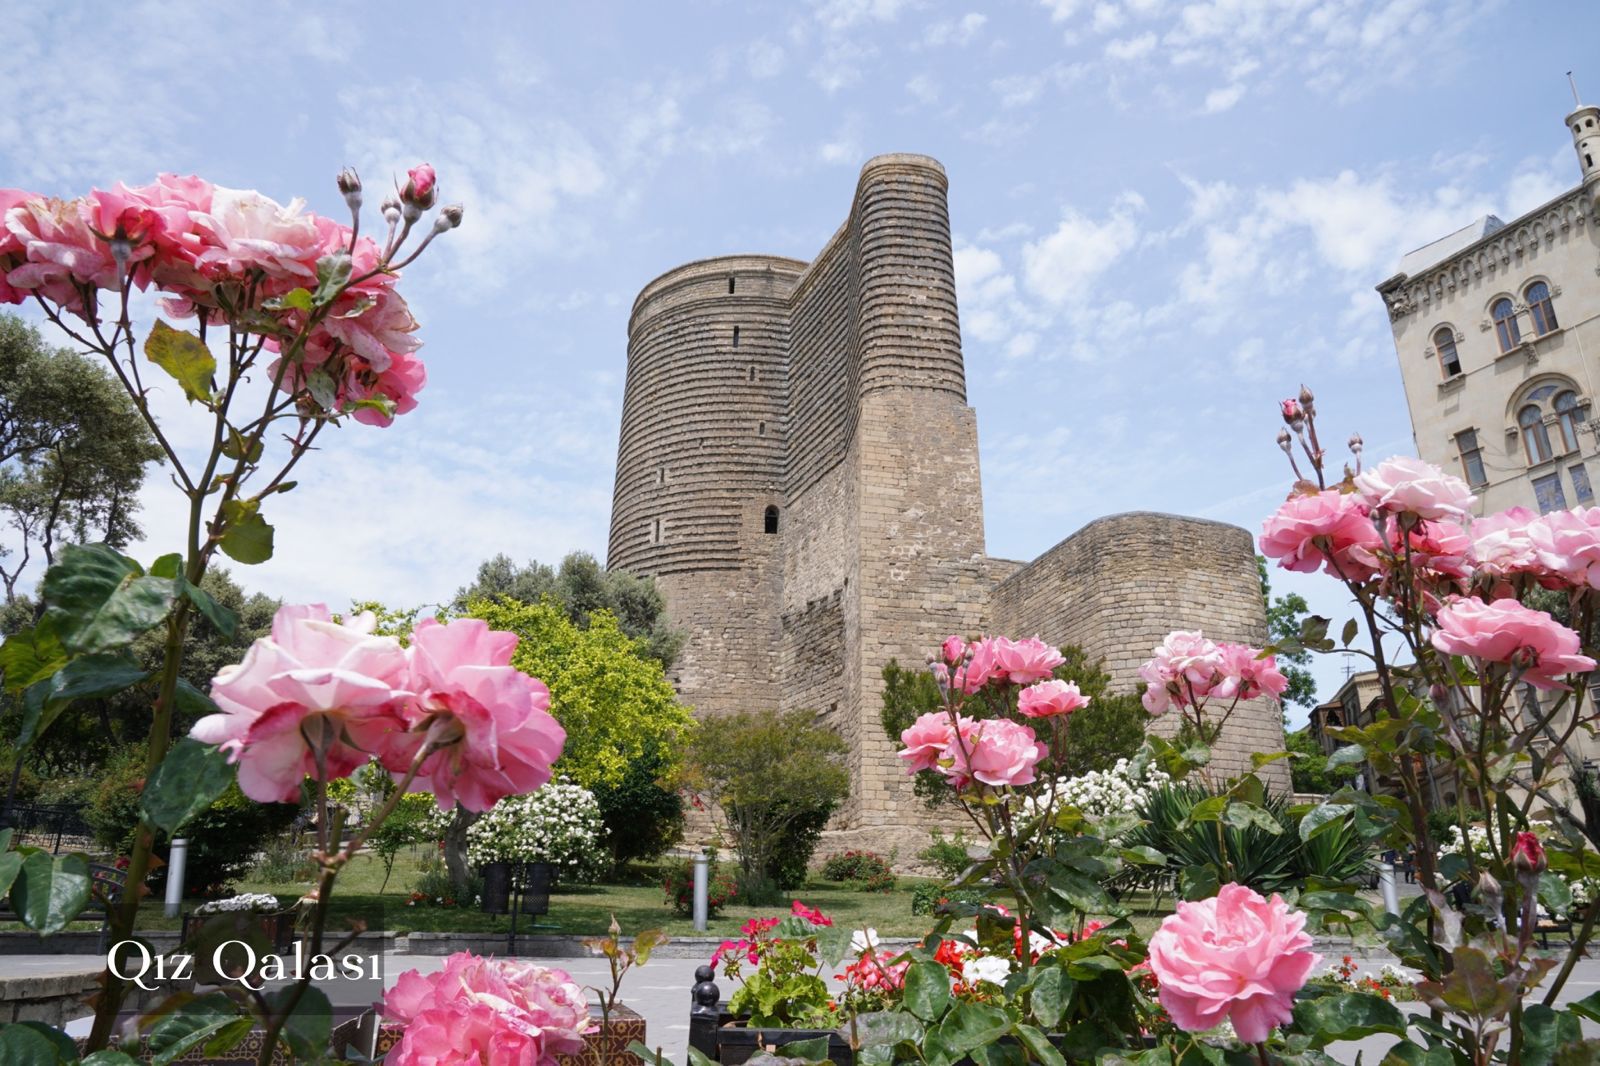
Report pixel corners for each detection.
[454,551,684,667]
[1285,726,1358,794]
[463,597,695,868]
[1258,556,1318,711]
[686,708,850,886]
[0,314,164,603]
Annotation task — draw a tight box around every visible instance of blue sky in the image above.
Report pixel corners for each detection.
[7,1,1599,723]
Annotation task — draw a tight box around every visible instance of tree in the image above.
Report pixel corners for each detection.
[463,597,695,869]
[686,708,850,887]
[454,551,684,667]
[0,314,164,602]
[1258,556,1318,711]
[1285,727,1358,794]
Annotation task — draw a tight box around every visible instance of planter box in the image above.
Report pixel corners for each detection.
[180,909,298,954]
[716,1025,852,1066]
[332,1002,646,1065]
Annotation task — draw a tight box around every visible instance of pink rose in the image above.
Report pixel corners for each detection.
[402,163,439,210]
[390,617,566,811]
[991,636,1065,684]
[1470,507,1545,581]
[189,187,322,284]
[1213,644,1289,703]
[1430,597,1596,689]
[1147,883,1321,1044]
[5,196,119,309]
[1259,490,1382,582]
[1137,630,1225,715]
[191,604,409,803]
[1279,398,1303,425]
[946,718,1046,788]
[941,635,967,666]
[1017,679,1089,718]
[956,637,1001,693]
[1354,455,1476,520]
[1528,507,1600,589]
[898,711,973,774]
[385,952,590,1066]
[1510,831,1547,875]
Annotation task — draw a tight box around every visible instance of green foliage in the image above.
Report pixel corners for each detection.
[455,551,685,667]
[1124,780,1302,895]
[910,881,987,915]
[464,598,694,796]
[367,791,442,894]
[86,746,297,895]
[661,855,739,916]
[821,849,896,891]
[591,740,685,871]
[687,708,849,884]
[0,314,164,603]
[918,830,973,882]
[1287,726,1359,794]
[1259,555,1318,710]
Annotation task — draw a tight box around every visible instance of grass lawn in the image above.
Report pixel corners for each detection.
[4,849,1185,942]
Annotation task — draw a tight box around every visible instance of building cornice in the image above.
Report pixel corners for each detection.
[1376,185,1596,322]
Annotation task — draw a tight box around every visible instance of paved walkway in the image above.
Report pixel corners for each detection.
[24,950,1600,1064]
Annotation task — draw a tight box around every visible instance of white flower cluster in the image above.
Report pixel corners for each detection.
[466,779,609,883]
[193,893,281,915]
[1032,758,1171,832]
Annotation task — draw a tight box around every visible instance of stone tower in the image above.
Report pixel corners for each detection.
[610,154,1288,857]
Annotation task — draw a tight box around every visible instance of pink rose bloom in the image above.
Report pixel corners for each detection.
[946,718,1046,788]
[1259,490,1381,582]
[346,347,427,427]
[1017,679,1089,718]
[1389,517,1474,585]
[320,287,421,373]
[1430,597,1596,690]
[405,163,438,202]
[898,711,974,774]
[390,618,566,811]
[1529,507,1600,589]
[1470,507,1546,581]
[1147,883,1321,1044]
[190,187,322,283]
[1354,455,1476,520]
[1212,643,1289,703]
[5,196,119,307]
[957,637,1001,693]
[385,952,589,1066]
[192,605,409,803]
[1138,631,1225,715]
[941,635,967,666]
[991,636,1065,684]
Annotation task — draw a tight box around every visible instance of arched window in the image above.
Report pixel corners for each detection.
[1520,403,1552,464]
[1556,390,1585,452]
[1493,297,1521,352]
[1526,281,1558,335]
[1434,327,1461,377]
[763,506,779,534]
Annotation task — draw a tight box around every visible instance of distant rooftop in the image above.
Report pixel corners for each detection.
[1395,214,1506,277]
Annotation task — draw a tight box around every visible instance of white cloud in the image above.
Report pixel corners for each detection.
[746,39,787,78]
[1091,2,1124,31]
[819,119,864,165]
[1038,0,1082,22]
[906,74,940,103]
[1021,198,1143,304]
[1104,32,1157,61]
[813,0,913,31]
[924,12,988,46]
[1203,84,1246,113]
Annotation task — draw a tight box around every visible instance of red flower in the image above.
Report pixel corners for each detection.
[791,900,833,926]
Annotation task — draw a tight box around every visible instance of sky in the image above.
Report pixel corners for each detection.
[5,0,1599,725]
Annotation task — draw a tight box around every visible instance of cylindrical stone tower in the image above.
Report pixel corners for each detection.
[609,254,805,715]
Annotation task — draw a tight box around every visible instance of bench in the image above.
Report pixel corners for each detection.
[0,861,128,952]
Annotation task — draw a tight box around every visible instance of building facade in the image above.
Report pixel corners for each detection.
[1376,98,1600,516]
[608,153,1288,857]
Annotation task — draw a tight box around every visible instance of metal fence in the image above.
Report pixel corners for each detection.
[0,802,95,852]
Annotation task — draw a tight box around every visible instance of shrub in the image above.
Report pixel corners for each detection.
[766,799,834,890]
[466,780,609,884]
[1123,781,1301,897]
[735,870,783,906]
[86,746,297,896]
[662,856,738,916]
[917,831,972,883]
[1295,809,1376,885]
[591,742,685,872]
[822,850,895,891]
[911,881,988,916]
[250,833,314,884]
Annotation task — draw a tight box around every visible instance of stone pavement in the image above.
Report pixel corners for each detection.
[19,949,1600,1064]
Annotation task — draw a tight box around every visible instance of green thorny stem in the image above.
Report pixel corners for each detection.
[253,730,448,1066]
[81,268,362,1052]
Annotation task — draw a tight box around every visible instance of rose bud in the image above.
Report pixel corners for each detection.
[1348,432,1363,456]
[401,163,438,218]
[942,635,966,666]
[381,195,402,226]
[1298,384,1315,405]
[431,202,465,234]
[1281,399,1304,427]
[336,167,362,212]
[1276,429,1293,453]
[1510,831,1547,875]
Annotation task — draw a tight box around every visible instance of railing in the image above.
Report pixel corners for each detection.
[0,802,95,852]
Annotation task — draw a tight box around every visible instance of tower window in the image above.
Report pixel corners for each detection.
[728,276,736,294]
[764,506,779,534]
[732,326,740,348]
[1520,403,1553,464]
[1556,390,1585,452]
[749,366,756,381]
[1492,297,1520,352]
[1434,327,1461,378]
[1455,429,1487,488]
[649,518,662,543]
[1526,281,1558,335]
[758,421,766,435]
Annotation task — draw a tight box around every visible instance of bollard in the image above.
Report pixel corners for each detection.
[1378,861,1399,917]
[165,837,188,918]
[692,848,710,932]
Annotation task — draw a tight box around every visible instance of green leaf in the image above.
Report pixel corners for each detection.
[1537,871,1574,917]
[265,287,314,312]
[1012,1024,1066,1066]
[1300,803,1354,842]
[852,1011,924,1048]
[148,553,183,579]
[17,652,148,750]
[201,1016,256,1056]
[1327,744,1366,769]
[41,544,178,654]
[0,1021,77,1065]
[1521,1004,1583,1066]
[268,984,333,1059]
[144,320,215,403]
[1569,989,1600,1024]
[933,1001,1012,1055]
[219,426,264,464]
[81,1052,146,1066]
[1047,867,1118,914]
[145,992,244,1066]
[182,580,237,639]
[1179,863,1221,901]
[1030,965,1068,1030]
[11,850,91,935]
[306,369,338,411]
[174,678,221,719]
[1179,795,1228,828]
[1378,1043,1454,1066]
[1119,845,1166,866]
[0,621,66,695]
[1340,618,1359,646]
[313,252,353,305]
[1291,992,1407,1048]
[1223,800,1284,835]
[904,958,954,1021]
[814,921,854,965]
[141,738,235,835]
[217,503,274,565]
[772,1036,832,1061]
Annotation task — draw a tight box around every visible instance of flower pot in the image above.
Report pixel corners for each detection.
[715,1025,853,1066]
[330,1002,647,1065]
[180,908,297,955]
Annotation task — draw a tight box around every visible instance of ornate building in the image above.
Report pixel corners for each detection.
[608,154,1287,856]
[1376,94,1600,517]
